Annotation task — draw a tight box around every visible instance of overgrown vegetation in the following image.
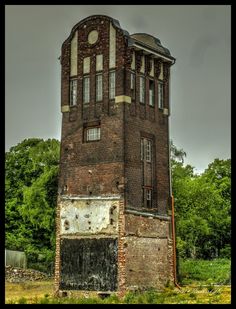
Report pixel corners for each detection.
[178,258,231,285]
[170,141,231,260]
[5,138,60,273]
[6,283,231,304]
[5,138,231,276]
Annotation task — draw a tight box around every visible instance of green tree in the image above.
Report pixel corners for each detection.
[170,142,231,260]
[5,138,60,271]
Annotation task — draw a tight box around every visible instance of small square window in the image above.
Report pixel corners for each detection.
[86,127,101,142]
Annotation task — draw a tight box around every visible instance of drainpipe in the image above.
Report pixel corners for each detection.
[171,195,181,289]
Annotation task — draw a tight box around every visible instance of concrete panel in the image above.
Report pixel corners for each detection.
[109,23,116,68]
[60,199,119,235]
[83,57,90,74]
[70,31,78,76]
[150,59,154,77]
[96,54,103,71]
[61,105,70,113]
[131,52,135,70]
[140,56,145,73]
[115,95,131,104]
[159,62,163,80]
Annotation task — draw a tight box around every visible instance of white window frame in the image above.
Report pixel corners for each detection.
[146,189,152,208]
[83,76,90,104]
[149,80,155,107]
[96,73,103,102]
[147,189,152,201]
[86,127,101,142]
[141,138,144,161]
[109,71,116,99]
[146,140,152,162]
[140,76,145,103]
[158,81,164,109]
[70,79,77,106]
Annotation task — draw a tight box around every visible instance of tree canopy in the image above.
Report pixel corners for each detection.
[5,138,231,272]
[5,138,60,270]
[170,140,231,259]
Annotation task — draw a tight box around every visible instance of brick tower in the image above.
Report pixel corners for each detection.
[55,15,176,296]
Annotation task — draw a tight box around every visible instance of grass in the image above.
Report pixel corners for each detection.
[178,258,231,285]
[5,284,231,304]
[5,258,231,304]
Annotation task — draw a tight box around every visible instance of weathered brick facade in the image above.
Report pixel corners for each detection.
[55,15,176,296]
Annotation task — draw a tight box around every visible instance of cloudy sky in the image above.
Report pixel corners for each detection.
[5,5,231,173]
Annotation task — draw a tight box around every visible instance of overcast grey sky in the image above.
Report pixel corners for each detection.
[5,5,231,173]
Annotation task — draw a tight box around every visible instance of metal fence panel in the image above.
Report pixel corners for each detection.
[5,249,27,269]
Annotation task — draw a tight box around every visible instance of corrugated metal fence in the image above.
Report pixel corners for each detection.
[5,249,27,269]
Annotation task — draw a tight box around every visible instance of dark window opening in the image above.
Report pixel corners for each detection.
[131,72,135,99]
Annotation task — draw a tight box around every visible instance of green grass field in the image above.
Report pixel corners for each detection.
[5,258,231,304]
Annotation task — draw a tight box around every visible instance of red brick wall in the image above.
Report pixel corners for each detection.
[56,15,174,294]
[124,213,173,289]
[59,15,127,197]
[124,69,171,214]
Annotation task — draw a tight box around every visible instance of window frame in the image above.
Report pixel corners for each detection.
[96,73,103,102]
[139,75,145,104]
[83,75,90,104]
[146,188,152,208]
[149,79,155,107]
[109,70,116,100]
[69,78,77,106]
[85,126,101,142]
[130,72,136,100]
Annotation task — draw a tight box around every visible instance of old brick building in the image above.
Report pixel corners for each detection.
[55,15,176,296]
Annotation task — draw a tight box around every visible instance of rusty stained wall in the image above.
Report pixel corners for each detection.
[60,198,119,235]
[124,213,173,289]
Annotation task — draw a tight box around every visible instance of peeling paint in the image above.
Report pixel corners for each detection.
[60,199,119,235]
